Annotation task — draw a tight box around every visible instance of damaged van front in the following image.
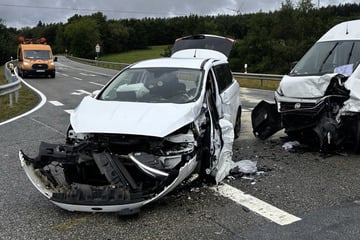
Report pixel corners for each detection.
[252,20,360,152]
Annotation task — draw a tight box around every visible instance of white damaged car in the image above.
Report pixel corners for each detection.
[19,35,242,214]
[252,20,360,152]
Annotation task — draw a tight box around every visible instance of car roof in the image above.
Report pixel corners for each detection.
[130,57,208,70]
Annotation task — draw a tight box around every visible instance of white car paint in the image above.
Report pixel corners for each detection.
[71,96,203,138]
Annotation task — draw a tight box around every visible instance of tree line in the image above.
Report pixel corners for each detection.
[1,0,360,74]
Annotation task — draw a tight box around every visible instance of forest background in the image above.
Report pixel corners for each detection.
[1,0,360,74]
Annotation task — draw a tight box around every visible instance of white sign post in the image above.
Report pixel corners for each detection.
[95,43,100,60]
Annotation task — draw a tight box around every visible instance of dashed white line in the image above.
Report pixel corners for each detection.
[77,89,92,95]
[89,82,105,87]
[211,183,302,226]
[73,77,83,81]
[80,72,96,77]
[49,101,64,106]
[71,89,92,95]
[62,73,69,77]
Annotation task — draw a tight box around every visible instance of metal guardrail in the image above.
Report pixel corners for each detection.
[233,72,283,81]
[67,55,130,69]
[0,60,21,110]
[232,72,283,88]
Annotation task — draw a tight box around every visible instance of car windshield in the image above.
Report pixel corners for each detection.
[99,68,203,103]
[290,41,360,76]
[24,50,51,59]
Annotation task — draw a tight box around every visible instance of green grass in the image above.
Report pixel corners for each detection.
[99,45,170,63]
[0,65,38,122]
[0,66,6,85]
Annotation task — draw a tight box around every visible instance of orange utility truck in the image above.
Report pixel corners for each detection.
[17,36,57,78]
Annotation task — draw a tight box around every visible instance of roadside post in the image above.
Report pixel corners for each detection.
[95,43,100,61]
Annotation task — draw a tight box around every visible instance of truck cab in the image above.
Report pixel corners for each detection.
[17,37,57,78]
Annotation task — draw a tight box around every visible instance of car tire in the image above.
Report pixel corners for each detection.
[234,106,242,139]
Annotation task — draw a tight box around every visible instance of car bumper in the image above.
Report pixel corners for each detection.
[19,150,198,213]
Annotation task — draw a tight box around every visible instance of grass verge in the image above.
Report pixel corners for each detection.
[0,66,38,123]
[99,45,169,63]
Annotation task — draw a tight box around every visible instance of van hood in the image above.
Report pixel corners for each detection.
[279,73,338,98]
[70,96,201,137]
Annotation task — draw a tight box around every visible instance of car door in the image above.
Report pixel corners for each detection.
[212,62,241,126]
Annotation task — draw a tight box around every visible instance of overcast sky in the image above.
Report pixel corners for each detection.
[0,0,358,28]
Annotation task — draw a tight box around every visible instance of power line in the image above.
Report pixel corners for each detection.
[0,3,187,16]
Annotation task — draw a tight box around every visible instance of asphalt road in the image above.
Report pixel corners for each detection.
[1,56,360,240]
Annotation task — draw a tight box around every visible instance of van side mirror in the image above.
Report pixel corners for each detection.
[54,57,58,62]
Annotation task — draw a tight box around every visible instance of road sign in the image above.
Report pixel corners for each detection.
[95,44,100,53]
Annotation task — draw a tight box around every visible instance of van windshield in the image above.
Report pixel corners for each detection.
[24,50,51,59]
[290,41,360,76]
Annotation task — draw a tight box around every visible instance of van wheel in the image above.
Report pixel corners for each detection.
[50,73,55,78]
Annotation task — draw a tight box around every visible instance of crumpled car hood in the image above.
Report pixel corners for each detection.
[279,73,338,98]
[70,96,201,137]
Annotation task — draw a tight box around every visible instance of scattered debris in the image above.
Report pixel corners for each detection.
[282,141,300,151]
[232,160,258,174]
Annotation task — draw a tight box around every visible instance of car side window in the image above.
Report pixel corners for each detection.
[213,64,233,93]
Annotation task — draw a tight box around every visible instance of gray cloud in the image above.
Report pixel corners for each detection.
[0,0,357,28]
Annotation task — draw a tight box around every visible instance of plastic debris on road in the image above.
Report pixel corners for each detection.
[282,141,300,151]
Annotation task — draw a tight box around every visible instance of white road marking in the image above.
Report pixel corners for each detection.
[80,72,96,77]
[77,89,92,95]
[71,89,92,95]
[73,77,83,81]
[89,82,105,87]
[62,73,69,77]
[211,183,302,226]
[0,71,47,127]
[64,109,74,114]
[49,101,64,106]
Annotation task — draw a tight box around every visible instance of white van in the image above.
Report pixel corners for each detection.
[252,20,360,152]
